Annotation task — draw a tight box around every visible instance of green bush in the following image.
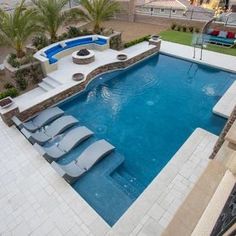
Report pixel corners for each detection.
[7,53,20,68]
[58,32,68,41]
[171,23,176,30]
[15,70,28,90]
[188,26,194,33]
[182,26,187,32]
[0,88,19,99]
[4,83,14,89]
[176,25,182,31]
[67,26,82,38]
[124,35,151,48]
[16,77,28,90]
[195,28,200,33]
[32,34,49,50]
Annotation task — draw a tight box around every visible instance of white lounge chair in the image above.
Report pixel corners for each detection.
[12,107,64,132]
[51,139,115,183]
[34,126,94,163]
[21,115,78,145]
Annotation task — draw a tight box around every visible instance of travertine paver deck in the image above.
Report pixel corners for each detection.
[0,121,217,236]
[160,41,236,119]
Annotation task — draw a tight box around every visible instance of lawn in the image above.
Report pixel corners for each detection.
[159,30,236,57]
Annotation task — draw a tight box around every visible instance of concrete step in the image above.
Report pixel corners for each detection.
[46,75,63,85]
[38,82,54,92]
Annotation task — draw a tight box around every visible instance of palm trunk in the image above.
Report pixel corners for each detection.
[94,23,100,34]
[16,48,25,58]
[50,32,57,43]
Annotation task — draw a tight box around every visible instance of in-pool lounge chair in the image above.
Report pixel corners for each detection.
[34,126,94,163]
[51,139,115,183]
[12,107,64,132]
[21,115,78,145]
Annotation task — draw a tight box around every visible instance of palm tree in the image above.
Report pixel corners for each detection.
[76,0,120,33]
[0,0,40,58]
[32,0,71,42]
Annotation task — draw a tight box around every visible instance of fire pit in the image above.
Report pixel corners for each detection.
[72,73,85,81]
[0,96,13,109]
[72,49,95,64]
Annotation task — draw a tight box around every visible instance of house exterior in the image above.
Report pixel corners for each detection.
[136,0,187,17]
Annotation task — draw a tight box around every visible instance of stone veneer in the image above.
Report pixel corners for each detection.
[0,40,161,126]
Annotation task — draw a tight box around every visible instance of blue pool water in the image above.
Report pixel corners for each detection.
[58,53,236,225]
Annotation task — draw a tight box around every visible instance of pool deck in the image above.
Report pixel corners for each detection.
[0,41,236,235]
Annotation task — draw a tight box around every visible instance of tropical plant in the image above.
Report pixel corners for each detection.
[32,0,72,42]
[76,0,120,33]
[0,0,41,58]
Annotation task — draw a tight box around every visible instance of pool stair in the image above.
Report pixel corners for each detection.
[110,170,144,200]
[38,76,63,92]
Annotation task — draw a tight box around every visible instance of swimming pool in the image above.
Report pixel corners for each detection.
[58,53,236,226]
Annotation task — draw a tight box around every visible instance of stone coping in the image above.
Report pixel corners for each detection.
[213,81,236,119]
[191,170,236,236]
[162,160,227,236]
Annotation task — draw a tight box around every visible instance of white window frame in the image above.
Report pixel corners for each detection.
[160,8,165,13]
[172,9,177,14]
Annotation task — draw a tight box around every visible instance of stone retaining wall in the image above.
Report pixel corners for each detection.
[210,105,236,159]
[1,41,161,126]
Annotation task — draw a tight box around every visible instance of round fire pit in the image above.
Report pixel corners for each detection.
[72,73,85,81]
[117,54,128,61]
[72,49,95,64]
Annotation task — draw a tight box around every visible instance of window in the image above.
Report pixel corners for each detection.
[172,9,176,14]
[160,8,165,13]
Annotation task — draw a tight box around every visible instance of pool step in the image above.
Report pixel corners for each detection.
[111,171,142,199]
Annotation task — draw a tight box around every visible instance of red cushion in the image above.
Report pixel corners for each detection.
[227,32,235,39]
[211,30,220,36]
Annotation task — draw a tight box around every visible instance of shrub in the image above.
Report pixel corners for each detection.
[58,32,68,41]
[67,26,82,38]
[124,35,151,48]
[176,25,182,31]
[32,34,49,50]
[0,88,19,99]
[15,70,28,90]
[171,23,176,30]
[16,77,28,90]
[8,53,20,68]
[188,26,194,33]
[4,83,14,89]
[195,28,200,33]
[182,26,187,32]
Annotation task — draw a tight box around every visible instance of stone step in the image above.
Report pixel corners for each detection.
[38,82,54,92]
[46,75,63,85]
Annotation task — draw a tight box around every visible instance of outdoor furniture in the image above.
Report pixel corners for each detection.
[12,107,64,132]
[34,126,94,162]
[204,29,236,47]
[51,139,115,183]
[21,115,78,145]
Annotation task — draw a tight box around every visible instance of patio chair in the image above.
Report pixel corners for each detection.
[21,115,78,145]
[51,139,115,183]
[34,126,94,163]
[12,107,64,132]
